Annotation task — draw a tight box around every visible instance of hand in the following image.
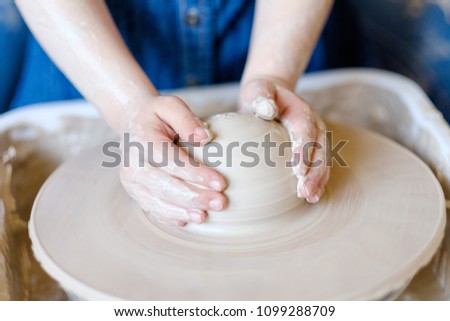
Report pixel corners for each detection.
[239,79,329,203]
[119,95,228,226]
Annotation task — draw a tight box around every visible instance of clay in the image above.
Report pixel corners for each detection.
[251,97,278,120]
[29,118,446,300]
[183,113,301,237]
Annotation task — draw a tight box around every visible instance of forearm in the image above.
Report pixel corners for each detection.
[15,0,157,133]
[242,0,333,90]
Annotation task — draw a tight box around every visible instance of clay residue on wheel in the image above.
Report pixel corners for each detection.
[0,116,113,300]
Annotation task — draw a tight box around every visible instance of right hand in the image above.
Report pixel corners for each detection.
[119,95,228,226]
[239,78,330,204]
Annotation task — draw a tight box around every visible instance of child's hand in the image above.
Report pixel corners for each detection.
[119,95,227,226]
[240,79,329,203]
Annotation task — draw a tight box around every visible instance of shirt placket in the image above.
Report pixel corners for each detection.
[178,0,214,86]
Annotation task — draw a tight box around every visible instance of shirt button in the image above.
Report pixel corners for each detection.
[185,8,200,26]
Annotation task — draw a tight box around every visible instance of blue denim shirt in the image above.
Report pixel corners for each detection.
[8,0,325,109]
[0,0,26,112]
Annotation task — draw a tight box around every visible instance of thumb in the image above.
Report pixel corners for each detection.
[155,96,212,146]
[239,79,278,120]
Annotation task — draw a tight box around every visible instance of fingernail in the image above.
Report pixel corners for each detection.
[188,211,203,223]
[194,127,212,145]
[307,194,320,204]
[209,198,223,211]
[252,97,278,120]
[296,176,307,198]
[210,180,224,192]
[304,185,310,198]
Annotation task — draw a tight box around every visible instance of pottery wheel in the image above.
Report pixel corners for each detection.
[29,121,445,300]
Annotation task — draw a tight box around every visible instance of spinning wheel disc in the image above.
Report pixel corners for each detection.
[30,122,445,300]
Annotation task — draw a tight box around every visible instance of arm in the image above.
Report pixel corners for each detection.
[15,0,227,225]
[240,0,333,203]
[15,0,155,133]
[243,0,332,89]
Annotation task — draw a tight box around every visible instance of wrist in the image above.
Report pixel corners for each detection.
[241,73,295,92]
[118,90,160,134]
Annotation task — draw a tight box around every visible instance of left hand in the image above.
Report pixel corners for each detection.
[239,78,329,203]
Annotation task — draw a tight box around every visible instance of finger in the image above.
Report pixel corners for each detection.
[149,202,207,225]
[154,95,212,145]
[300,120,328,202]
[307,166,330,204]
[128,166,228,211]
[123,182,207,224]
[279,95,317,178]
[149,131,227,192]
[239,79,278,120]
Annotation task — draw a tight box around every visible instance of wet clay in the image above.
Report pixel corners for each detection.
[184,113,301,237]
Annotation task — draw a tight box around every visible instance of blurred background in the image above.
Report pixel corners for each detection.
[0,0,449,122]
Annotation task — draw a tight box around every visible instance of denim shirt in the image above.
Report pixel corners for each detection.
[8,0,326,109]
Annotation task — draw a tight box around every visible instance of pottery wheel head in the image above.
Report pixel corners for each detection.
[29,120,446,300]
[180,113,302,236]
